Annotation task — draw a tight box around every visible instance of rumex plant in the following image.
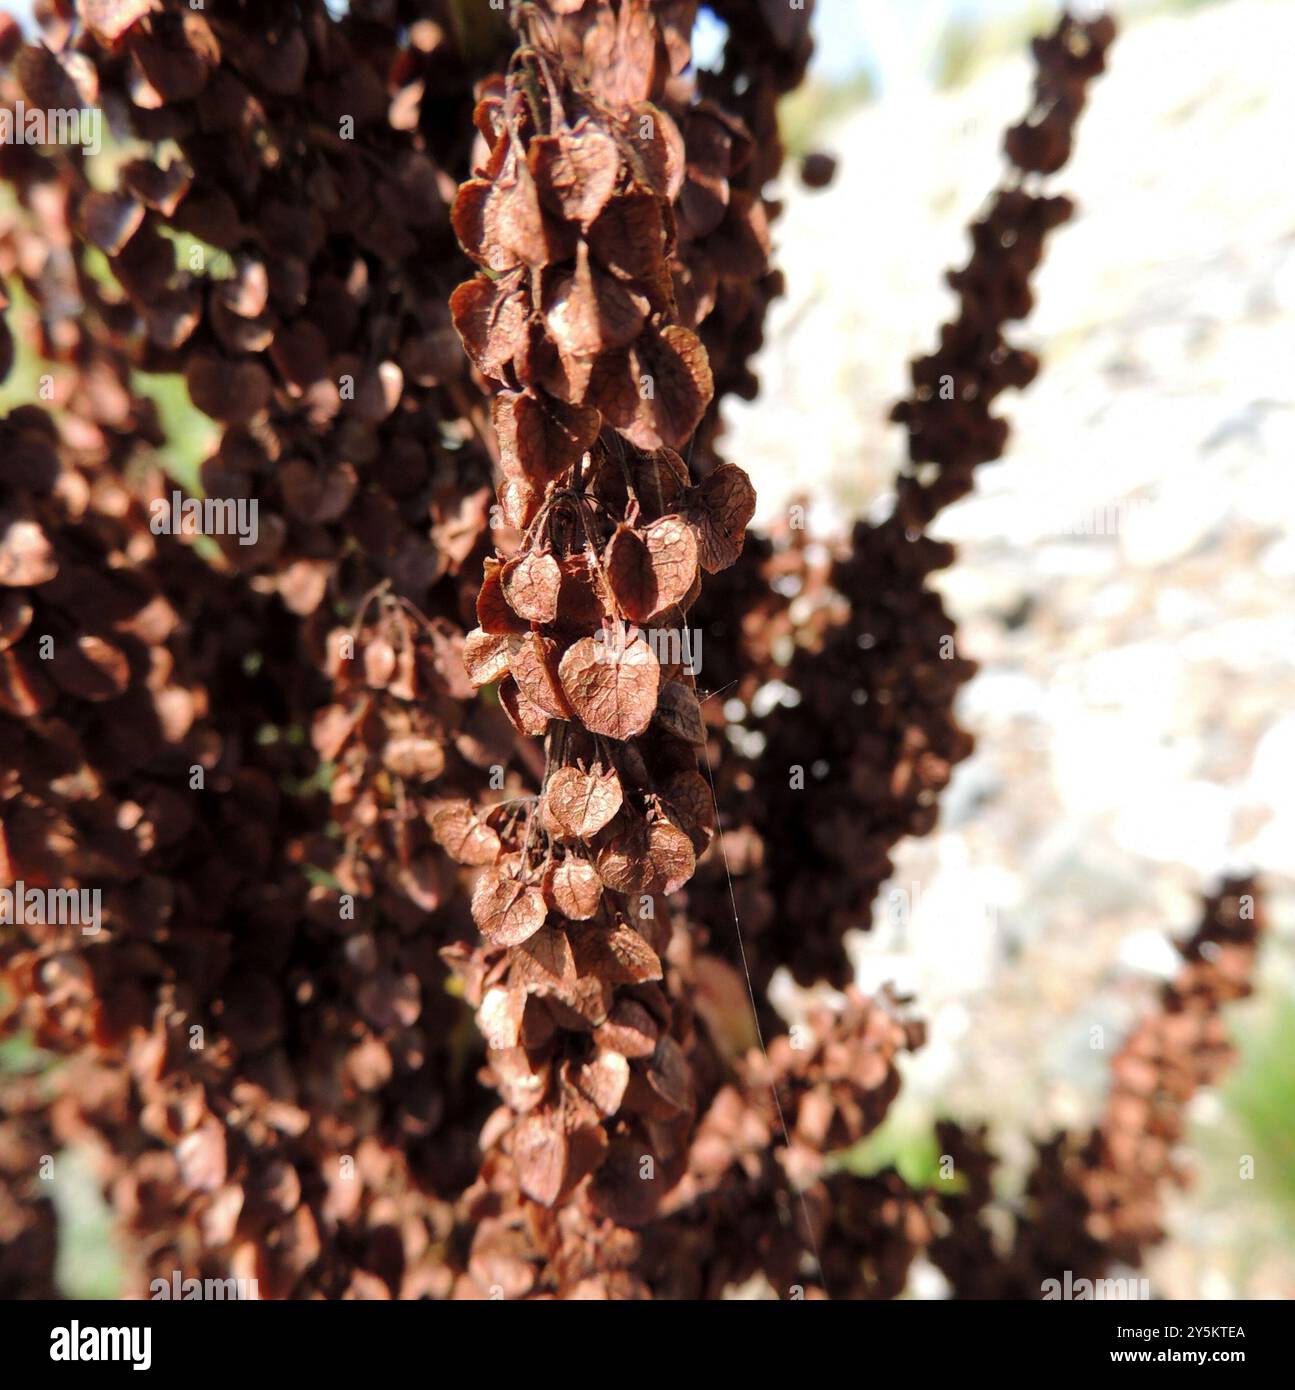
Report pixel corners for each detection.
[444,3,756,1217]
[0,2,1267,1303]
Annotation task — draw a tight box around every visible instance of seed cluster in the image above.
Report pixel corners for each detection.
[891,14,1115,530]
[444,0,765,1256]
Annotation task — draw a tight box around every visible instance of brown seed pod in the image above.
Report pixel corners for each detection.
[545,857,604,920]
[471,869,548,947]
[684,462,757,573]
[547,762,624,838]
[558,632,660,740]
[501,551,562,624]
[429,800,503,866]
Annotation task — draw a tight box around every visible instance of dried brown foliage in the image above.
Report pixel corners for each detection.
[445,0,763,1279]
[0,3,1264,1305]
[890,14,1116,529]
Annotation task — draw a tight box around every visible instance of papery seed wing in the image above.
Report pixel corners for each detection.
[654,679,705,745]
[471,869,548,947]
[429,800,502,866]
[684,461,756,572]
[547,763,624,838]
[513,1111,568,1207]
[498,675,551,737]
[546,859,603,920]
[558,633,659,741]
[462,627,512,686]
[500,551,561,624]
